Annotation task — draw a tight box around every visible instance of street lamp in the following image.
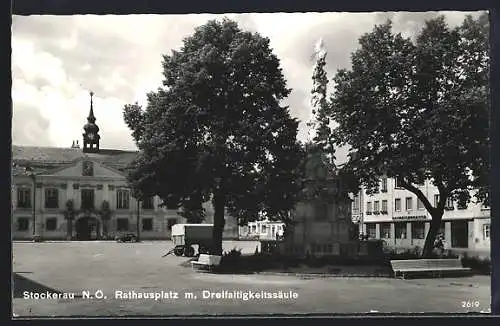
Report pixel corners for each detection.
[25,166,37,239]
[136,198,141,242]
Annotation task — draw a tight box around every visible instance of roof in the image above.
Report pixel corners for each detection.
[12,145,139,175]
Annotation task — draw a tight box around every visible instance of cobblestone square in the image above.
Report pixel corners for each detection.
[12,241,491,317]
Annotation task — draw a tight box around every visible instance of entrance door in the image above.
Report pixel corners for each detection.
[451,220,469,248]
[88,219,99,240]
[75,217,100,240]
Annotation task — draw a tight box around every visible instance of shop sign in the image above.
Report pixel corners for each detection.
[392,215,427,221]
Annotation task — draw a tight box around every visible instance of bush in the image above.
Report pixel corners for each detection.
[305,256,325,268]
[220,248,242,266]
[385,248,421,260]
[299,255,385,268]
[461,253,491,275]
[224,248,242,258]
[384,247,460,260]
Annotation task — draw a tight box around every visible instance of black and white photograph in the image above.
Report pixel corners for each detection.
[11,9,492,317]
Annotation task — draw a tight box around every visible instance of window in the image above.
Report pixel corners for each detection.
[381,177,387,192]
[167,218,177,231]
[366,202,372,214]
[394,198,401,212]
[81,189,95,210]
[117,218,129,231]
[483,224,490,240]
[44,188,59,209]
[411,222,425,239]
[366,224,376,239]
[395,223,407,239]
[262,225,267,233]
[373,201,380,213]
[434,194,440,207]
[352,195,360,210]
[17,188,31,208]
[445,197,454,210]
[142,196,154,210]
[381,200,388,213]
[116,190,130,209]
[417,198,425,210]
[142,218,153,231]
[17,217,29,231]
[380,223,392,238]
[395,177,404,188]
[405,197,413,211]
[46,218,57,231]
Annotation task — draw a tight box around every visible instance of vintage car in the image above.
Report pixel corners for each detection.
[115,233,137,243]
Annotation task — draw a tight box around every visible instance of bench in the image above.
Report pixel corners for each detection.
[191,254,222,272]
[390,259,472,279]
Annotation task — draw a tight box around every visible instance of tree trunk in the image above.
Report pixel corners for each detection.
[422,214,443,258]
[211,191,226,256]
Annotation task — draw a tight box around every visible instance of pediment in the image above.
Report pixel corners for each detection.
[42,158,126,179]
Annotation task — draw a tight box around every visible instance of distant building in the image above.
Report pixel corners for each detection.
[11,92,236,241]
[352,176,490,256]
[239,218,285,241]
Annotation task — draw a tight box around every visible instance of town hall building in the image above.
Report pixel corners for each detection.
[11,92,238,241]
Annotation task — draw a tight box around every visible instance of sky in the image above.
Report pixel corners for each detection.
[11,11,484,164]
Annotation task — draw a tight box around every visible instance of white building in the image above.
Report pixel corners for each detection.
[352,176,490,256]
[239,218,285,241]
[11,93,238,241]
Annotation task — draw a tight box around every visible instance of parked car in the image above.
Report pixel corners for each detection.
[115,233,137,243]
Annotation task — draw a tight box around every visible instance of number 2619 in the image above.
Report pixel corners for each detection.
[462,301,480,308]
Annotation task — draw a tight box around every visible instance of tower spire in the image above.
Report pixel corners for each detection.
[88,91,96,123]
[82,90,100,153]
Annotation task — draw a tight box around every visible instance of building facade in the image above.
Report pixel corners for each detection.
[11,93,237,241]
[352,176,491,256]
[239,219,285,241]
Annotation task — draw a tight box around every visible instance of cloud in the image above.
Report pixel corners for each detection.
[11,11,483,163]
[12,102,52,146]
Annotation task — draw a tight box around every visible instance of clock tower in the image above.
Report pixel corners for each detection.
[82,91,101,153]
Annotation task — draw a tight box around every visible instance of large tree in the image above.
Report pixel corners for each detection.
[123,18,303,255]
[329,14,489,257]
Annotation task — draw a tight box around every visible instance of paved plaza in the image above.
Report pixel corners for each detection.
[12,241,491,317]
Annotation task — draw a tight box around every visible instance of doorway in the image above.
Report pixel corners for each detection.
[75,216,100,240]
[451,220,469,248]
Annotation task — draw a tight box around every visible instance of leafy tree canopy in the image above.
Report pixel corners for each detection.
[328,14,489,256]
[123,18,304,231]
